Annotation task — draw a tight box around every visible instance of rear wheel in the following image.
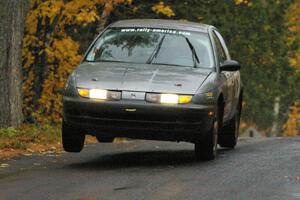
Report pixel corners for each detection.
[62,121,85,152]
[96,136,115,143]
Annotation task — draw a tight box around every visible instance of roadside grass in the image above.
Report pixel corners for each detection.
[0,124,60,149]
[0,124,127,160]
[0,124,100,160]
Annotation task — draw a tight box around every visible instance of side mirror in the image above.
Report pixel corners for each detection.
[220,60,241,71]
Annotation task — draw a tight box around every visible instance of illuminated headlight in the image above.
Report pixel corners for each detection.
[89,89,107,99]
[161,94,178,104]
[77,88,121,100]
[146,93,192,104]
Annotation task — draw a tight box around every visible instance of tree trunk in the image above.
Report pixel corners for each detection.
[97,2,113,33]
[270,96,281,137]
[0,0,28,127]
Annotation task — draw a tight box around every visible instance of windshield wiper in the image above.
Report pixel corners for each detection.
[147,35,166,64]
[185,37,200,68]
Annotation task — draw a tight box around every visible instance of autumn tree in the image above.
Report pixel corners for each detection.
[283,0,300,136]
[23,0,132,123]
[0,0,28,127]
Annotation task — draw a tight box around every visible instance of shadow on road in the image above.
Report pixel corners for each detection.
[67,148,233,170]
[68,150,196,170]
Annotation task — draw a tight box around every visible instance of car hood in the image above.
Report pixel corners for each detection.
[75,62,212,94]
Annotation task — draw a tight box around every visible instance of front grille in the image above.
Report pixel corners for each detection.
[90,112,178,123]
[68,115,202,132]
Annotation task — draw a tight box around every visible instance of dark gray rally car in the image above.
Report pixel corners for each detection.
[62,19,243,160]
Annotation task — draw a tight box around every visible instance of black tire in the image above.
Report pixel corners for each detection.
[62,121,85,152]
[218,111,240,149]
[96,136,115,143]
[195,111,219,161]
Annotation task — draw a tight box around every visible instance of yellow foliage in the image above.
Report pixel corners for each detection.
[23,0,132,124]
[152,1,175,18]
[234,0,252,6]
[286,0,300,71]
[283,0,300,136]
[286,0,300,34]
[283,102,300,136]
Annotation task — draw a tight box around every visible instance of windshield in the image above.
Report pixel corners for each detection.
[85,28,214,68]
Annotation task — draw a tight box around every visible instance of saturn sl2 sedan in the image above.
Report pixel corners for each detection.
[62,19,243,160]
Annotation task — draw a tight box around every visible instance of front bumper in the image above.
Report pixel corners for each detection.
[63,96,215,142]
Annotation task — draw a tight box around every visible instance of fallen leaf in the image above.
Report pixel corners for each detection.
[0,163,9,168]
[27,149,34,153]
[33,163,41,166]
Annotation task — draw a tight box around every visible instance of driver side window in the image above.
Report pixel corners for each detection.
[212,31,226,64]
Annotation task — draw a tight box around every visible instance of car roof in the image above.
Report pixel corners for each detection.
[110,19,214,33]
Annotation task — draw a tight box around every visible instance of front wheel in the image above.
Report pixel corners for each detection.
[195,117,218,161]
[218,112,240,149]
[62,121,85,152]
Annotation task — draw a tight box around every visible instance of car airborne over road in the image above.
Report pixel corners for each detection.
[62,19,243,161]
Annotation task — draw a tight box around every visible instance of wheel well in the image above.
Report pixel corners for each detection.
[217,94,225,127]
[238,90,243,113]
